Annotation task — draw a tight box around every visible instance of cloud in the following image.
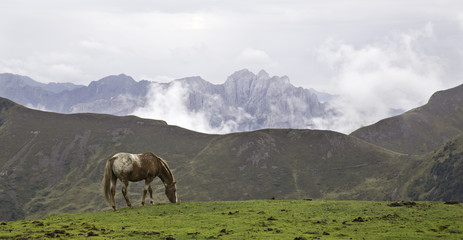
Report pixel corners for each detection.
[236,48,271,62]
[1,0,462,88]
[132,81,241,134]
[313,24,445,133]
[131,79,260,134]
[131,82,209,133]
[0,51,91,84]
[458,13,463,29]
[235,48,278,72]
[79,40,122,55]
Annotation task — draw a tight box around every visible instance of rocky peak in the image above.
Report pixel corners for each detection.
[89,74,136,88]
[174,76,210,88]
[279,76,290,84]
[1,73,84,94]
[223,69,255,106]
[227,69,255,81]
[85,74,140,98]
[0,73,46,88]
[256,70,270,80]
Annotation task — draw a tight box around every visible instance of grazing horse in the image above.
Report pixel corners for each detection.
[103,152,177,210]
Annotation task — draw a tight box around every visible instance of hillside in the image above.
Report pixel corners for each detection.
[0,97,413,221]
[404,133,463,201]
[351,83,463,154]
[0,97,211,221]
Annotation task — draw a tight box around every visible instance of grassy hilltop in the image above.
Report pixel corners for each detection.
[1,200,462,239]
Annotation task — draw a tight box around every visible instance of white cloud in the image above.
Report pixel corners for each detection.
[1,0,462,88]
[235,48,277,72]
[458,14,463,31]
[79,40,122,55]
[131,82,235,133]
[131,80,259,134]
[313,24,445,133]
[131,82,208,132]
[237,48,271,62]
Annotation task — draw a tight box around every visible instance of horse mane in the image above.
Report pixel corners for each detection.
[157,156,175,184]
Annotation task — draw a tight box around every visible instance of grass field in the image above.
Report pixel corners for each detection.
[1,200,462,239]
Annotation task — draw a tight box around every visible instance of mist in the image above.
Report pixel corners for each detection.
[131,81,253,134]
[312,24,446,134]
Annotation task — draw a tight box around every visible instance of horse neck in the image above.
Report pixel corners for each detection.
[158,158,174,185]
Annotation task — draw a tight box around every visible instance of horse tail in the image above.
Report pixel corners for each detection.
[103,157,116,204]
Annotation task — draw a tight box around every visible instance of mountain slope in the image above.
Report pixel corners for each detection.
[179,128,409,202]
[0,97,412,221]
[403,133,463,201]
[350,83,463,154]
[0,97,211,221]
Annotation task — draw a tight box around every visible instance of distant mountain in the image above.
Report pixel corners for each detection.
[0,73,83,109]
[309,88,337,103]
[0,97,413,221]
[55,74,151,115]
[0,70,327,132]
[165,69,325,131]
[0,73,165,115]
[351,83,463,154]
[0,73,83,93]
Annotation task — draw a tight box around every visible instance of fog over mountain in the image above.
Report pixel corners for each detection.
[133,69,325,133]
[2,67,456,134]
[0,70,327,133]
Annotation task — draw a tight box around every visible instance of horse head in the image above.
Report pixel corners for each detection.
[165,181,177,203]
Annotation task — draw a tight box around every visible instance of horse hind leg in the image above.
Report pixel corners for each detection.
[148,185,154,205]
[121,180,132,208]
[110,175,117,211]
[142,183,148,206]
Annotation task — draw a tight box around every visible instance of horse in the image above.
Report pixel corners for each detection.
[103,152,177,211]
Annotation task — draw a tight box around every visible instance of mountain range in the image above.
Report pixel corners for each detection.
[0,80,462,221]
[0,70,326,133]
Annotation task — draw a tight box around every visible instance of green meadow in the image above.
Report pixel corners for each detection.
[1,200,462,239]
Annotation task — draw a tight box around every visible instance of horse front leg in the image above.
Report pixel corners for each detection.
[121,180,132,208]
[142,179,153,206]
[142,185,147,206]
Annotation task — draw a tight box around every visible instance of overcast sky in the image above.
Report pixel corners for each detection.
[1,0,463,132]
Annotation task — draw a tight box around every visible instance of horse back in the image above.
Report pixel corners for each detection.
[112,152,159,182]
